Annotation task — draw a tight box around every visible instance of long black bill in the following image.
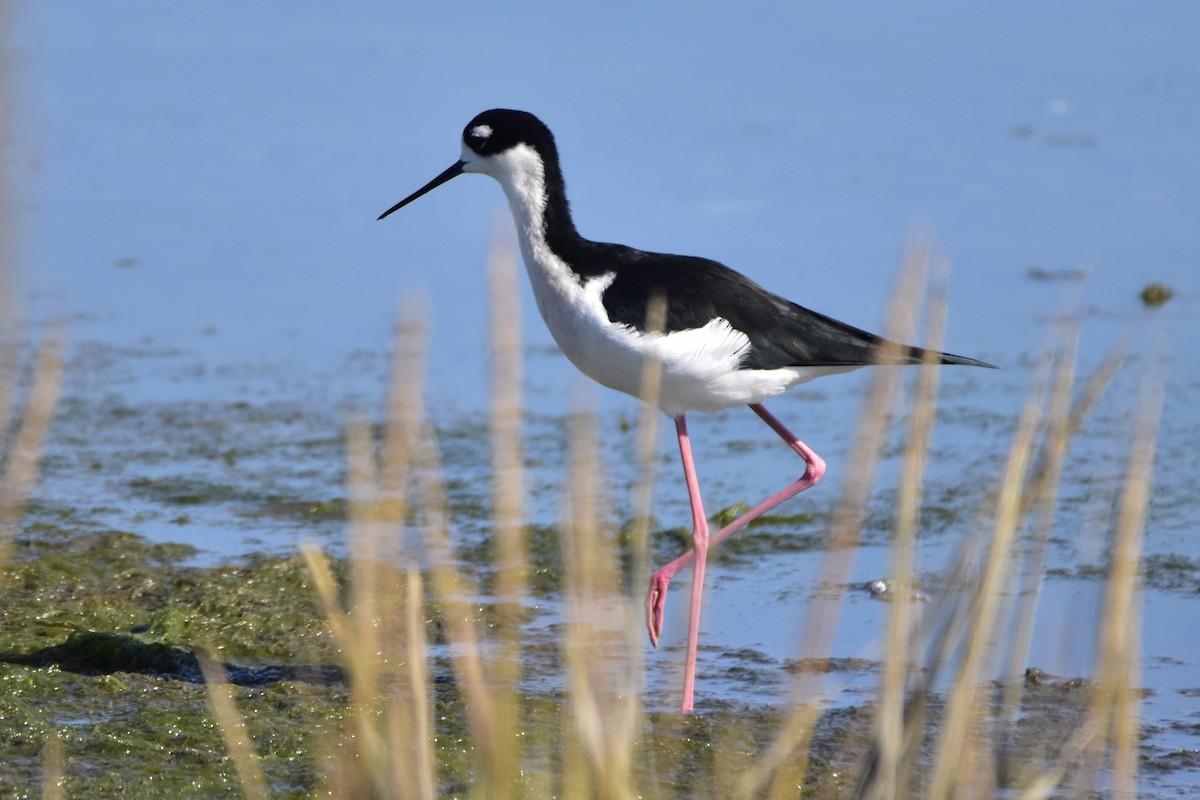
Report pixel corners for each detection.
[377,160,466,220]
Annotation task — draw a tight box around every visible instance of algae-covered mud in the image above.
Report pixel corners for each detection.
[0,544,345,796]
[0,504,1156,797]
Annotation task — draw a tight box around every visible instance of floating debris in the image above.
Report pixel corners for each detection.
[867,578,926,603]
[1140,282,1175,308]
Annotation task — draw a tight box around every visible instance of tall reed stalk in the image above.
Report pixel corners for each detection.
[2,5,69,791]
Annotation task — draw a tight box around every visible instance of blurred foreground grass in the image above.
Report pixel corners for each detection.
[0,242,1159,798]
[229,244,1152,798]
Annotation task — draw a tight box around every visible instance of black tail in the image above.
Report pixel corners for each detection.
[900,346,997,370]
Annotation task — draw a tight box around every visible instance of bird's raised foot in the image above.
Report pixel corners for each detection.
[645,571,671,648]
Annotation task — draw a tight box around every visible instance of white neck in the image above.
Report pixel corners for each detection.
[481,144,552,257]
[470,144,593,340]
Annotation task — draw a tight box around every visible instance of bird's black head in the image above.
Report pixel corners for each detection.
[377,108,567,223]
[462,109,556,159]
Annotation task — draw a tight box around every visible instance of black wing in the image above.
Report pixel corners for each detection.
[586,243,993,371]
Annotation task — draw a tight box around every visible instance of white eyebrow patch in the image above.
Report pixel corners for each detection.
[470,124,493,139]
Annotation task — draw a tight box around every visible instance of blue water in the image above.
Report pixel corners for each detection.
[11,1,1200,793]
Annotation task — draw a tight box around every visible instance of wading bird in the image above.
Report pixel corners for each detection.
[379,109,993,713]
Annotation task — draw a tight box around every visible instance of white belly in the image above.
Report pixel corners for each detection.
[524,255,856,417]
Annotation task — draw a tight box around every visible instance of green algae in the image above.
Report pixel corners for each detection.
[1142,553,1200,594]
[0,529,348,796]
[1046,553,1200,595]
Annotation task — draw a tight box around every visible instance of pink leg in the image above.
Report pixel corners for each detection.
[646,404,826,682]
[672,414,709,714]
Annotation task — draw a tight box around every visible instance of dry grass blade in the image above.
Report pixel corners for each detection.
[560,400,640,800]
[0,0,13,336]
[490,234,526,607]
[391,294,524,796]
[4,16,69,792]
[538,295,666,799]
[854,326,1127,799]
[337,417,392,791]
[299,543,351,648]
[863,255,950,800]
[1016,367,1160,800]
[488,234,529,781]
[745,242,931,800]
[994,323,1078,783]
[0,332,66,558]
[1017,344,1126,521]
[40,731,64,800]
[197,648,270,800]
[0,339,18,452]
[630,293,667,616]
[377,304,427,519]
[924,349,1052,799]
[396,566,435,800]
[417,417,514,795]
[1087,370,1159,798]
[374,306,437,799]
[302,302,438,798]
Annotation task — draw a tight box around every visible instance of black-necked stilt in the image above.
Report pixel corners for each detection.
[379,109,995,713]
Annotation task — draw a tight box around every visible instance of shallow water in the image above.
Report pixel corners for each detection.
[9,1,1200,794]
